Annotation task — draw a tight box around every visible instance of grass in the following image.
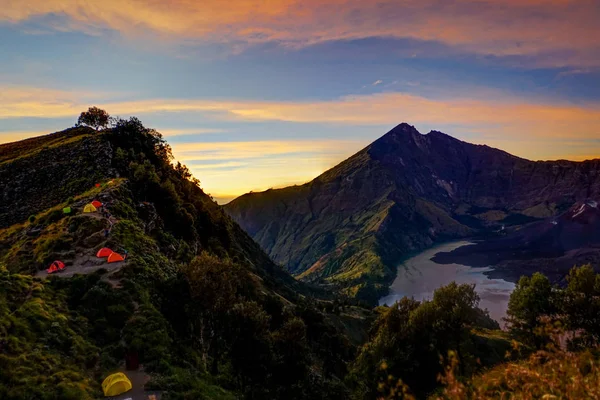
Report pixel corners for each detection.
[0,179,125,274]
[0,271,100,400]
[0,128,113,228]
[435,347,600,400]
[0,128,94,165]
[0,122,366,399]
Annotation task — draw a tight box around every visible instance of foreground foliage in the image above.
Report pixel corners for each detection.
[436,346,600,399]
[0,270,98,400]
[347,283,507,399]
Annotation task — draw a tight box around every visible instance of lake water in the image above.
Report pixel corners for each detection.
[379,241,516,325]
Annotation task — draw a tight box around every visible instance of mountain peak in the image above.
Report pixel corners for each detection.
[386,122,420,137]
[427,130,452,139]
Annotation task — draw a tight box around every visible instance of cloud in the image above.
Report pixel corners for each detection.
[0,130,54,143]
[1,85,599,143]
[106,94,600,143]
[169,139,367,198]
[2,0,599,68]
[160,128,225,137]
[2,84,598,198]
[372,80,383,86]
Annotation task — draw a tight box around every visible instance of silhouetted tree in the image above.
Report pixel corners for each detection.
[431,282,479,373]
[76,107,110,130]
[561,264,600,348]
[183,253,248,374]
[506,272,555,348]
[348,283,487,399]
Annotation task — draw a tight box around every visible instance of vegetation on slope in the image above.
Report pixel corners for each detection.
[435,266,600,399]
[3,110,600,399]
[347,283,509,399]
[0,112,358,399]
[0,127,112,228]
[357,264,600,399]
[436,347,600,400]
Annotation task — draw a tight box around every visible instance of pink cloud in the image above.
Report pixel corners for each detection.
[1,0,599,67]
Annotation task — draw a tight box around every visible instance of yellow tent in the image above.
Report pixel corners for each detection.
[83,204,97,213]
[102,372,132,397]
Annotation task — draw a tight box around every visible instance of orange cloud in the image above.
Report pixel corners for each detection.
[1,84,598,198]
[95,93,600,143]
[1,0,599,67]
[169,139,366,198]
[1,85,599,143]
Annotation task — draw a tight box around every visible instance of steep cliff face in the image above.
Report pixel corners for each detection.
[225,123,600,302]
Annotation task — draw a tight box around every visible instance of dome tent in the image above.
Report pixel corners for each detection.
[96,247,113,258]
[83,204,97,213]
[107,252,125,263]
[91,200,102,208]
[101,372,132,397]
[46,260,65,274]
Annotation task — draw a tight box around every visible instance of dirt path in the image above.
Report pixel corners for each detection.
[35,259,125,279]
[35,211,125,282]
[35,243,126,280]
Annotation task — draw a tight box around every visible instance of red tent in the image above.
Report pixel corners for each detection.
[96,247,113,258]
[91,200,102,208]
[95,183,101,188]
[107,252,125,263]
[47,260,65,274]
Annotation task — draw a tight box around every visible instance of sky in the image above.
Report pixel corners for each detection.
[1,1,599,203]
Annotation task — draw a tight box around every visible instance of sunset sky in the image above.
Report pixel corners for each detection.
[1,1,599,203]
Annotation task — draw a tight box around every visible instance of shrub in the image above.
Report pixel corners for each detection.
[76,107,110,131]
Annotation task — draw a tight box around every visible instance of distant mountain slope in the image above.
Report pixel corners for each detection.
[433,200,600,282]
[225,123,600,303]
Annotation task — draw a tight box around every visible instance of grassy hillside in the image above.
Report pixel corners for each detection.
[0,119,360,399]
[0,127,114,229]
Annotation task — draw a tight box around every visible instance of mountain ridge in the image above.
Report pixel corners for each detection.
[225,123,600,303]
[0,120,364,398]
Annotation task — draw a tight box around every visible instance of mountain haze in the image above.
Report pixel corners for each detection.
[225,124,600,303]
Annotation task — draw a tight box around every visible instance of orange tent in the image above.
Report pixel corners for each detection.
[91,200,102,208]
[96,247,113,258]
[107,252,125,263]
[47,260,65,274]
